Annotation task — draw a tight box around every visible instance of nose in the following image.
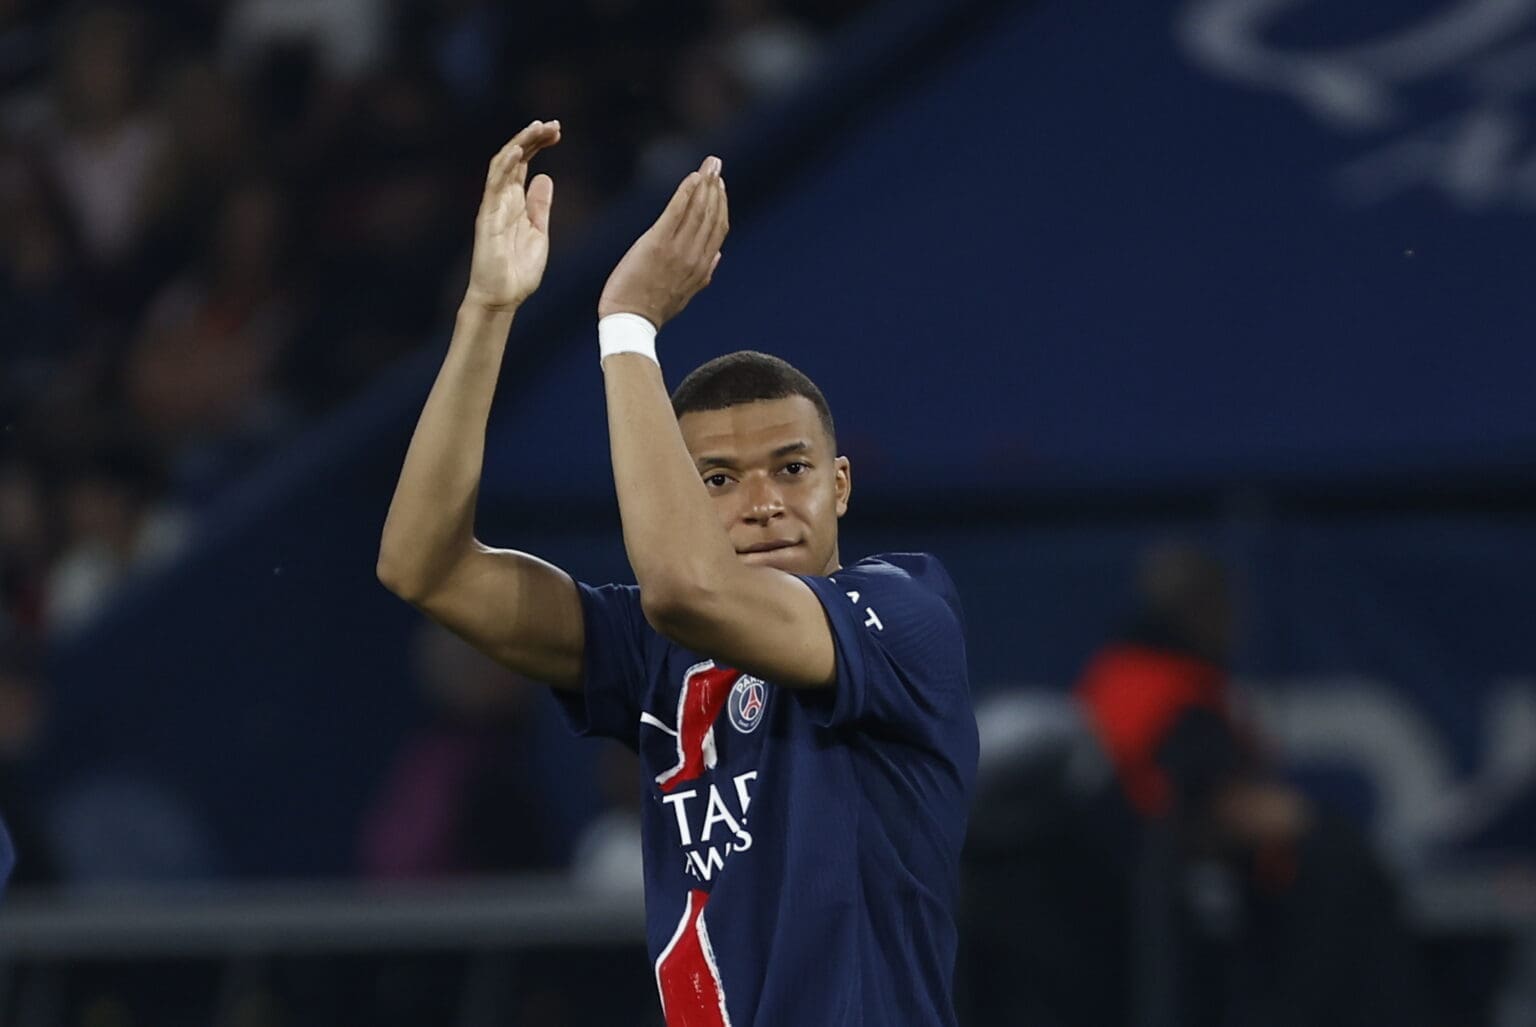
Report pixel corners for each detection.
[741,473,785,526]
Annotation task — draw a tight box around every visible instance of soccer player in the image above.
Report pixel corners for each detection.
[378,119,979,1025]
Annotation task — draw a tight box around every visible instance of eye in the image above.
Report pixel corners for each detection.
[705,473,732,489]
[781,462,808,476]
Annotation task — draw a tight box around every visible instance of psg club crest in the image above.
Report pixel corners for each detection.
[728,675,768,734]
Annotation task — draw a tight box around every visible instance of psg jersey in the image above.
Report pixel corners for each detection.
[557,553,979,1026]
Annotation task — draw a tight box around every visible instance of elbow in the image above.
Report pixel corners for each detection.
[375,554,415,603]
[376,543,428,604]
[639,573,718,638]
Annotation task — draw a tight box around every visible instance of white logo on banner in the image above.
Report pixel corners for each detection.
[1249,677,1536,864]
[977,678,1536,867]
[1178,0,1536,209]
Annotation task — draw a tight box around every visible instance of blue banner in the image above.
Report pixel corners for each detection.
[483,0,1536,502]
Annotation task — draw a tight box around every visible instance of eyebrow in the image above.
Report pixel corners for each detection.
[696,440,811,471]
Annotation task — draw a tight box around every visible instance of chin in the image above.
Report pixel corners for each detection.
[739,545,814,574]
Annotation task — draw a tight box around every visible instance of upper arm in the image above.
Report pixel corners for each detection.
[406,543,586,691]
[792,559,973,752]
[650,555,972,743]
[642,565,837,688]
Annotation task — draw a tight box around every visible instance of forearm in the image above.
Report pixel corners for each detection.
[602,353,738,602]
[601,350,835,685]
[378,301,515,598]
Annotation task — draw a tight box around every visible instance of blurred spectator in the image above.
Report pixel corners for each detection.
[282,67,466,410]
[135,59,253,284]
[0,810,12,897]
[359,622,561,879]
[126,177,296,492]
[963,542,1430,1027]
[570,745,644,894]
[0,640,58,886]
[400,0,506,108]
[639,40,749,184]
[47,767,221,884]
[0,0,54,112]
[0,149,87,414]
[1076,542,1428,1027]
[43,449,185,634]
[0,456,53,641]
[718,0,822,97]
[222,0,390,83]
[1075,541,1251,827]
[960,688,1133,1027]
[40,5,163,267]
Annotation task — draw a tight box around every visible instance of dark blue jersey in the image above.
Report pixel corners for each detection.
[557,553,979,1026]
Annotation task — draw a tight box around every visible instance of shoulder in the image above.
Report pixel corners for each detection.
[578,580,644,608]
[811,553,967,663]
[830,553,963,623]
[574,581,652,653]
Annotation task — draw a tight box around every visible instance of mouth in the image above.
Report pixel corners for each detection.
[738,539,800,555]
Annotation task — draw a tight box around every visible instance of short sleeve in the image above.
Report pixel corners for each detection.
[795,554,972,751]
[552,582,651,749]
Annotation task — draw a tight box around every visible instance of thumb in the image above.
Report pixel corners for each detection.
[526,174,555,234]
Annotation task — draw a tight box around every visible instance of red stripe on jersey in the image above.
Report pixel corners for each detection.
[656,889,731,1027]
[656,663,741,793]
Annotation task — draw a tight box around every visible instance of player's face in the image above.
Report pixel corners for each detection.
[678,396,851,577]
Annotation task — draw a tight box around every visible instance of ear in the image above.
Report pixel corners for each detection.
[833,456,852,518]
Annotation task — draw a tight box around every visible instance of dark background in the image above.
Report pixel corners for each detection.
[2,0,1534,1024]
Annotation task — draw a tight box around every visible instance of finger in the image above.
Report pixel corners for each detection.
[491,120,561,195]
[507,144,532,193]
[689,168,724,256]
[494,145,525,196]
[526,173,554,235]
[509,118,561,154]
[484,137,522,195]
[704,250,722,284]
[510,123,563,192]
[688,175,720,256]
[674,158,719,242]
[479,146,522,231]
[704,173,730,257]
[658,171,703,236]
[483,146,527,230]
[510,119,562,169]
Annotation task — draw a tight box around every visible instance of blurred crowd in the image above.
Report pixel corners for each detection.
[0,0,856,648]
[0,0,864,887]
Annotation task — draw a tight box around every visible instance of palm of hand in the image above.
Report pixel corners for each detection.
[469,191,548,310]
[464,122,559,312]
[598,160,728,328]
[598,229,678,325]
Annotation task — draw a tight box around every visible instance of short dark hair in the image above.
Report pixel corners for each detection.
[671,351,837,448]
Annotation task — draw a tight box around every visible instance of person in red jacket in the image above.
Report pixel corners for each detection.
[1072,541,1424,1027]
[1075,542,1307,859]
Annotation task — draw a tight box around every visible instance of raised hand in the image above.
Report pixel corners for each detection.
[599,155,730,329]
[464,120,562,312]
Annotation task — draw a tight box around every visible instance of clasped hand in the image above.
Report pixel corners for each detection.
[463,120,730,330]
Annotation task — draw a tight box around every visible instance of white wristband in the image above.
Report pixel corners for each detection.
[598,313,659,366]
